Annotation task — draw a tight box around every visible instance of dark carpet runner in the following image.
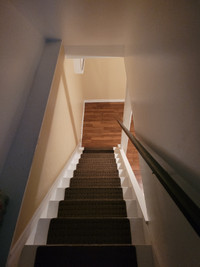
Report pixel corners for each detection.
[64,187,124,200]
[34,148,138,266]
[35,246,138,267]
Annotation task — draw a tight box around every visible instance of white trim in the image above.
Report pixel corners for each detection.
[73,58,85,74]
[84,99,125,103]
[118,146,149,222]
[121,87,132,153]
[7,144,82,267]
[80,102,85,147]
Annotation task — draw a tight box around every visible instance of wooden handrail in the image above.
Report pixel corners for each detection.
[117,119,200,236]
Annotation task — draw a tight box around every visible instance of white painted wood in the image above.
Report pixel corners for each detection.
[126,200,139,218]
[73,58,85,74]
[60,177,72,188]
[80,101,85,147]
[116,147,149,221]
[119,169,128,178]
[34,219,51,245]
[63,170,74,178]
[54,188,65,201]
[120,177,130,187]
[123,187,136,200]
[18,245,38,267]
[46,201,59,218]
[121,88,132,154]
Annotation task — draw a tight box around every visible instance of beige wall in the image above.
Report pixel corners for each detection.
[124,1,200,266]
[82,57,126,100]
[12,49,84,245]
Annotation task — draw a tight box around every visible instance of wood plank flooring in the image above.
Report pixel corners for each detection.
[82,102,143,188]
[82,102,124,147]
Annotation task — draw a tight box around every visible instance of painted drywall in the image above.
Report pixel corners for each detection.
[0,39,61,266]
[124,1,200,266]
[0,1,45,265]
[82,57,126,100]
[11,0,128,48]
[12,50,85,246]
[64,59,84,142]
[0,0,44,177]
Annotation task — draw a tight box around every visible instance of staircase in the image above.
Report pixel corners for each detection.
[19,147,155,267]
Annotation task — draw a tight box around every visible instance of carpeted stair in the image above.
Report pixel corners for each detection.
[34,148,138,266]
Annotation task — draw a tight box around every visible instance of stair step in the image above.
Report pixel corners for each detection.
[73,169,119,178]
[46,200,138,218]
[24,147,154,266]
[70,178,121,188]
[57,200,127,217]
[83,147,114,153]
[64,187,124,200]
[54,187,135,201]
[81,153,115,159]
[34,245,138,267]
[76,164,118,170]
[47,218,132,244]
[79,158,116,163]
[34,217,145,245]
[19,245,155,267]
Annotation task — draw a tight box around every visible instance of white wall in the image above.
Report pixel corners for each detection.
[0,0,44,176]
[124,1,200,266]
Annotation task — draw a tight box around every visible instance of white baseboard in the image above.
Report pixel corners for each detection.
[7,144,82,267]
[84,99,124,103]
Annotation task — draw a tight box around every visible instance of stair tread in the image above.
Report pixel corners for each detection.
[47,218,132,245]
[83,147,114,153]
[34,245,138,267]
[64,187,124,200]
[76,165,118,170]
[73,170,119,178]
[81,153,115,158]
[79,158,116,162]
[70,178,121,188]
[58,200,127,217]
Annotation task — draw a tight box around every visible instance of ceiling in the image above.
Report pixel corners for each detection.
[10,0,130,56]
[10,0,200,56]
